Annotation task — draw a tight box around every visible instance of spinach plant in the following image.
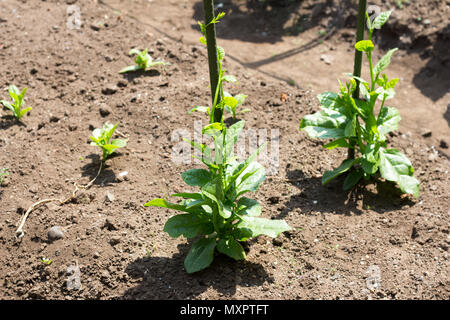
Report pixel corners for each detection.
[145,11,290,274]
[299,10,419,197]
[119,48,169,74]
[90,122,127,161]
[1,85,32,120]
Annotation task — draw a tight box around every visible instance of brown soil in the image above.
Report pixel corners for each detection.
[0,0,448,300]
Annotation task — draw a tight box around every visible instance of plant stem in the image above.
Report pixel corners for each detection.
[349,0,367,160]
[203,0,222,123]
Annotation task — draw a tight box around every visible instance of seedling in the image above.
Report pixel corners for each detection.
[119,48,169,73]
[299,10,420,197]
[89,122,127,161]
[0,168,8,185]
[224,92,250,120]
[146,10,290,274]
[1,85,32,120]
[40,257,53,265]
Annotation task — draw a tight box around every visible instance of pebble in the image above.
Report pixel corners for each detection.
[105,190,115,202]
[101,85,117,95]
[48,226,64,241]
[320,54,334,65]
[99,105,112,117]
[66,265,81,291]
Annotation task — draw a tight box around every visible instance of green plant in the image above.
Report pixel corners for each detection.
[224,92,250,120]
[0,168,8,185]
[40,257,53,265]
[119,48,169,73]
[299,10,419,197]
[145,10,290,274]
[1,85,32,120]
[90,122,127,161]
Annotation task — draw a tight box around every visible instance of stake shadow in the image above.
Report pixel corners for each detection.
[80,154,117,186]
[445,104,450,127]
[122,242,272,299]
[278,169,416,218]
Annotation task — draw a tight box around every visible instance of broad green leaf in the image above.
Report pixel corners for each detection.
[225,120,245,154]
[102,144,121,154]
[237,197,261,217]
[234,94,247,106]
[379,148,419,197]
[300,108,348,139]
[322,158,357,184]
[223,96,238,109]
[323,138,351,150]
[372,11,392,30]
[237,216,291,238]
[374,48,398,74]
[171,192,203,200]
[344,114,356,137]
[144,198,192,213]
[377,107,401,135]
[355,40,374,52]
[217,238,246,260]
[235,162,266,197]
[222,75,237,83]
[111,139,127,148]
[182,169,211,187]
[163,213,213,239]
[232,227,253,241]
[184,237,217,274]
[1,100,14,112]
[202,122,223,136]
[343,169,364,190]
[188,106,209,114]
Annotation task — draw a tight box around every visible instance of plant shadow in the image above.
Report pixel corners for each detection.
[0,115,26,130]
[122,242,272,299]
[80,154,118,186]
[120,69,161,82]
[278,169,417,218]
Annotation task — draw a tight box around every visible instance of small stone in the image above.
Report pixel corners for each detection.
[105,190,115,202]
[320,54,334,65]
[99,105,112,117]
[48,226,64,241]
[49,115,60,123]
[90,23,101,31]
[101,85,117,95]
[66,265,81,291]
[421,129,432,138]
[109,236,121,246]
[439,140,448,149]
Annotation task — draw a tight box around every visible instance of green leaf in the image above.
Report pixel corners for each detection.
[322,159,357,184]
[119,65,142,73]
[188,106,210,114]
[374,48,398,75]
[372,11,392,30]
[18,107,32,119]
[235,162,266,198]
[323,138,351,150]
[377,107,401,135]
[163,213,213,239]
[237,197,261,217]
[184,237,217,273]
[237,216,291,238]
[217,238,246,260]
[171,192,203,200]
[225,120,245,154]
[111,139,127,148]
[317,92,339,108]
[300,108,348,139]
[1,100,14,112]
[344,114,356,137]
[343,169,364,190]
[222,75,237,83]
[182,169,211,187]
[355,40,374,52]
[202,122,223,136]
[144,198,192,213]
[217,46,225,61]
[379,148,419,197]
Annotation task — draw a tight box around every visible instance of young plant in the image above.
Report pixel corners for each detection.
[0,168,8,185]
[119,48,169,73]
[299,10,420,197]
[145,10,290,274]
[90,122,127,161]
[40,257,53,265]
[224,92,250,120]
[1,85,32,120]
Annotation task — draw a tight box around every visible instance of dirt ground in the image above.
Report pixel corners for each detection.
[0,0,448,300]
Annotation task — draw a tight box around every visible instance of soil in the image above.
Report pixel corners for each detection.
[0,0,449,300]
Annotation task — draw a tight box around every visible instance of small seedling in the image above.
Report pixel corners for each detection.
[119,48,169,73]
[224,92,250,120]
[1,85,32,120]
[299,10,419,197]
[0,168,8,185]
[90,122,127,161]
[40,257,53,265]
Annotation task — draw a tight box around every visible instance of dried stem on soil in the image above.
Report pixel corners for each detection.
[14,162,103,241]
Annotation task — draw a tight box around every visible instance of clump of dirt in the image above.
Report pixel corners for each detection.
[0,0,448,300]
